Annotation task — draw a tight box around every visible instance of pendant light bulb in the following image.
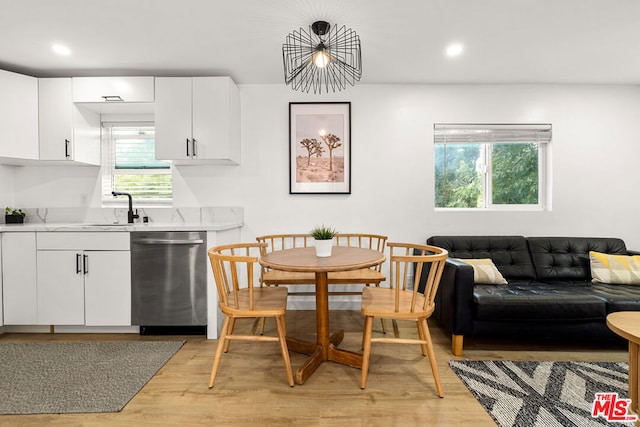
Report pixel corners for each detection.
[313,49,331,68]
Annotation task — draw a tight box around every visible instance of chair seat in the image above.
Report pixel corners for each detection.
[262,268,385,286]
[220,287,289,317]
[361,287,434,320]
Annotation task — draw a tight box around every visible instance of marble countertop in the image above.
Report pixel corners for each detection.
[0,221,242,232]
[0,207,244,233]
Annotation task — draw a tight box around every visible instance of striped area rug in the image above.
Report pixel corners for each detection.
[449,360,636,427]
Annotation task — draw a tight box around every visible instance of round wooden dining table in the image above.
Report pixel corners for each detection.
[259,245,385,385]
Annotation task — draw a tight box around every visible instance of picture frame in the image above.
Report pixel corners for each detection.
[289,102,351,194]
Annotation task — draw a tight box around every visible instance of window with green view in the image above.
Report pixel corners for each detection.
[434,124,550,209]
[102,124,172,203]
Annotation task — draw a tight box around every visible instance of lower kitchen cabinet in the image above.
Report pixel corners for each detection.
[37,249,131,326]
[1,232,38,324]
[26,231,130,327]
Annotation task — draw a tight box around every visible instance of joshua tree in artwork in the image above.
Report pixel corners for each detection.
[318,130,341,171]
[299,138,324,166]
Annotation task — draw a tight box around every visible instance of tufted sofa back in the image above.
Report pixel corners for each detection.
[427,235,536,280]
[527,237,627,281]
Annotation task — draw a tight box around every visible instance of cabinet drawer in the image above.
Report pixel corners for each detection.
[72,77,154,103]
[37,232,129,250]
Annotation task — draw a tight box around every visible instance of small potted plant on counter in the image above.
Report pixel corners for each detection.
[311,224,338,257]
[5,207,26,224]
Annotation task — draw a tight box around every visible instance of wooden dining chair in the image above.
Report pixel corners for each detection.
[360,242,448,397]
[207,243,294,388]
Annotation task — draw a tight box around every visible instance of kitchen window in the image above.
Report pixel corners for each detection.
[434,124,551,210]
[101,122,172,204]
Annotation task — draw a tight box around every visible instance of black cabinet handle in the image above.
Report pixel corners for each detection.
[65,139,70,159]
[186,138,190,157]
[76,253,81,274]
[192,138,197,157]
[83,254,89,275]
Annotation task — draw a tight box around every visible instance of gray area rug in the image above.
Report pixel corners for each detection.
[450,360,636,427]
[0,341,184,414]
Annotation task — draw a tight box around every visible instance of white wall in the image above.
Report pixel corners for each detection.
[0,165,15,209]
[11,84,640,248]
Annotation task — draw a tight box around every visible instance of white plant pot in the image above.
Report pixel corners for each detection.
[314,239,333,257]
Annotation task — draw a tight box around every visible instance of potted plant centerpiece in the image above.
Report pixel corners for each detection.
[311,224,338,257]
[5,207,26,224]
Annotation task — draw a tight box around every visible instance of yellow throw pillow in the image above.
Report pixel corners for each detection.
[589,251,640,285]
[455,258,508,285]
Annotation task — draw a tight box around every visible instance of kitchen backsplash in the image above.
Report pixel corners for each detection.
[18,207,243,226]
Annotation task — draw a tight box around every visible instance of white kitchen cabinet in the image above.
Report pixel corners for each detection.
[36,232,131,326]
[38,78,101,165]
[0,69,39,161]
[72,76,154,103]
[0,238,3,327]
[155,76,240,165]
[1,232,38,324]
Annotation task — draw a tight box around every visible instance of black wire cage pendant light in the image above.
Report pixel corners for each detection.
[282,21,362,94]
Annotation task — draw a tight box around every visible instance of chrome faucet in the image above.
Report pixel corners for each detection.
[112,191,139,223]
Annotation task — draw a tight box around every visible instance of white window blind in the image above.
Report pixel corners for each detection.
[434,124,552,144]
[102,123,172,203]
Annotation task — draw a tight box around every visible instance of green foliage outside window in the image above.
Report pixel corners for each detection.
[435,142,539,208]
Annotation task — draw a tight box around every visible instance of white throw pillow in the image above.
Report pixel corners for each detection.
[454,258,508,285]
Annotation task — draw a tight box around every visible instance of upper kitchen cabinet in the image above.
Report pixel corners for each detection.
[72,76,154,103]
[39,78,100,165]
[155,76,240,165]
[0,69,38,162]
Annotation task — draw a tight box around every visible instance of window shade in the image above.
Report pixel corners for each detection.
[101,123,172,202]
[112,127,169,169]
[434,124,552,144]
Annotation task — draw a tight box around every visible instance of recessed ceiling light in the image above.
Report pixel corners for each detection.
[52,44,71,56]
[446,43,464,57]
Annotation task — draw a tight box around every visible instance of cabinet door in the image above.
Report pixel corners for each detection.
[155,77,193,160]
[39,78,74,161]
[72,105,101,165]
[0,70,38,160]
[72,77,154,103]
[37,250,85,325]
[191,77,240,162]
[0,239,3,327]
[2,232,38,324]
[84,251,131,326]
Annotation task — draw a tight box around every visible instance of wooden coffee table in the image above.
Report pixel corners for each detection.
[606,311,640,413]
[259,246,385,385]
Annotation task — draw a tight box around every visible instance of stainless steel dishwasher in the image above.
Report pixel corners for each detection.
[131,231,207,335]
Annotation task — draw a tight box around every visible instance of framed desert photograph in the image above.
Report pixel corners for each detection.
[289,102,351,194]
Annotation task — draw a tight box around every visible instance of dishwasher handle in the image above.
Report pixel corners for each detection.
[135,238,205,245]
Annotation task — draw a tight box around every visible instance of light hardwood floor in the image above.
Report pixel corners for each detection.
[0,310,628,426]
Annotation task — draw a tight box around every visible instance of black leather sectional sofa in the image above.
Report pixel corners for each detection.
[417,235,640,355]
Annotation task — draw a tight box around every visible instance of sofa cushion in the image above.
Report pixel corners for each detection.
[453,258,508,284]
[589,251,640,285]
[473,282,607,321]
[590,283,640,311]
[427,236,536,280]
[527,237,627,281]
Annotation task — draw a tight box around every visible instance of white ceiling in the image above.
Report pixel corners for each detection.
[2,0,640,86]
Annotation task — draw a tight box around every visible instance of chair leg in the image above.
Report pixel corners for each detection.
[419,318,443,398]
[274,315,294,387]
[360,315,374,389]
[380,318,387,334]
[416,320,428,356]
[209,316,231,388]
[259,317,267,335]
[223,317,236,353]
[392,319,399,338]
